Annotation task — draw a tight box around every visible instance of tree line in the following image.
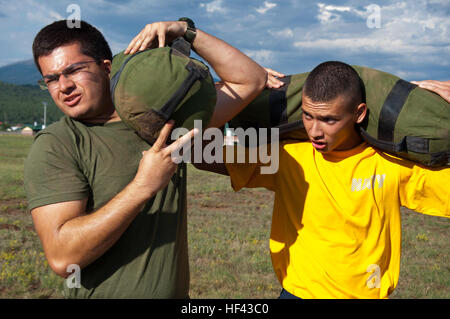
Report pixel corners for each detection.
[0,81,63,127]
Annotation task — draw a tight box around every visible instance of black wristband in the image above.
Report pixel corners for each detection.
[178,17,197,45]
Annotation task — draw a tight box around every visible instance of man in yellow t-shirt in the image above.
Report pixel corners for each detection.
[197,61,449,298]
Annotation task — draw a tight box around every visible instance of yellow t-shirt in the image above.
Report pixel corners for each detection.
[225,141,449,299]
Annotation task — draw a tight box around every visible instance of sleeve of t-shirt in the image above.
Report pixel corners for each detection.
[224,144,278,192]
[398,162,449,217]
[24,132,90,211]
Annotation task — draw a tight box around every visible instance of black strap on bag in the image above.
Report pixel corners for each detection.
[170,37,192,57]
[361,128,448,165]
[377,79,417,142]
[360,79,448,165]
[269,75,292,127]
[360,79,416,154]
[155,60,209,121]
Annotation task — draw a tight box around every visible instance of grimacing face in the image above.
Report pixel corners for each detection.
[301,94,367,153]
[38,42,114,123]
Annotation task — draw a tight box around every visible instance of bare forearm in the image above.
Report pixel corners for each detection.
[51,181,152,276]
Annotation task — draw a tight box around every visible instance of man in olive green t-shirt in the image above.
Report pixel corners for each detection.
[24,19,267,298]
[26,117,192,298]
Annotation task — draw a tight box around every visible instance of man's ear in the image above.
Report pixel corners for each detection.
[354,103,367,124]
[102,59,112,76]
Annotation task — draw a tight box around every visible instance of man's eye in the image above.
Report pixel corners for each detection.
[325,118,336,124]
[66,66,84,75]
[45,77,57,84]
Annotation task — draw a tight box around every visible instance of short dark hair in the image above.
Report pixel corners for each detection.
[32,20,112,74]
[303,61,365,108]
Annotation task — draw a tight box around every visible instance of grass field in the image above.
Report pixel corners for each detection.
[0,134,448,298]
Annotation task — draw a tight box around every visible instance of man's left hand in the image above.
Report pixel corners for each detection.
[264,68,286,89]
[411,80,450,103]
[124,21,187,55]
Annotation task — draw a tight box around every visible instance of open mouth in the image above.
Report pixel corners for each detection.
[64,94,81,107]
[311,140,327,150]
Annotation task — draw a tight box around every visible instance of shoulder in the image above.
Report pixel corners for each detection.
[369,146,419,170]
[31,116,100,155]
[281,140,313,158]
[26,117,83,165]
[34,116,79,142]
[281,140,312,151]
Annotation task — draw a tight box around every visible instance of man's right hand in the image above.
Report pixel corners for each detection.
[31,121,198,277]
[133,121,198,199]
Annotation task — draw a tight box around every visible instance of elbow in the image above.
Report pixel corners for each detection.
[245,68,267,105]
[48,259,70,278]
[47,257,80,279]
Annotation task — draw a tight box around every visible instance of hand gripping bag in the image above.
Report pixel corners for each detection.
[229,66,449,166]
[110,38,217,144]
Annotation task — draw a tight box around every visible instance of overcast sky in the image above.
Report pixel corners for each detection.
[0,0,449,80]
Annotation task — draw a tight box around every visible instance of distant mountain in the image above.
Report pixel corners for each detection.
[0,81,63,125]
[0,59,41,85]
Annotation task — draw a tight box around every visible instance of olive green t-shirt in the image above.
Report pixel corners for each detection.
[24,116,189,298]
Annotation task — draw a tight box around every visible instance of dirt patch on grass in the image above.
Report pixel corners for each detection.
[190,189,274,209]
[0,223,20,231]
[0,198,28,215]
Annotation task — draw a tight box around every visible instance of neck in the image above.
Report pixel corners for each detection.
[103,110,122,124]
[82,100,121,124]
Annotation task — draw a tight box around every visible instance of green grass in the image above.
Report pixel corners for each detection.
[186,168,278,298]
[0,135,32,200]
[0,134,63,298]
[0,134,448,298]
[390,212,449,298]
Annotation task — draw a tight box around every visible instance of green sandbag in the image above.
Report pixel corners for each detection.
[110,38,217,144]
[229,66,449,166]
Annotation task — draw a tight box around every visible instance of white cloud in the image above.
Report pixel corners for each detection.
[25,10,64,25]
[0,0,448,81]
[317,9,340,24]
[269,27,294,39]
[256,1,277,14]
[293,0,450,70]
[293,37,446,56]
[200,0,228,14]
[244,49,275,66]
[317,2,365,24]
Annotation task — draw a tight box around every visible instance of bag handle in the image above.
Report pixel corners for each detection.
[377,79,417,141]
[170,37,192,57]
[157,60,209,119]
